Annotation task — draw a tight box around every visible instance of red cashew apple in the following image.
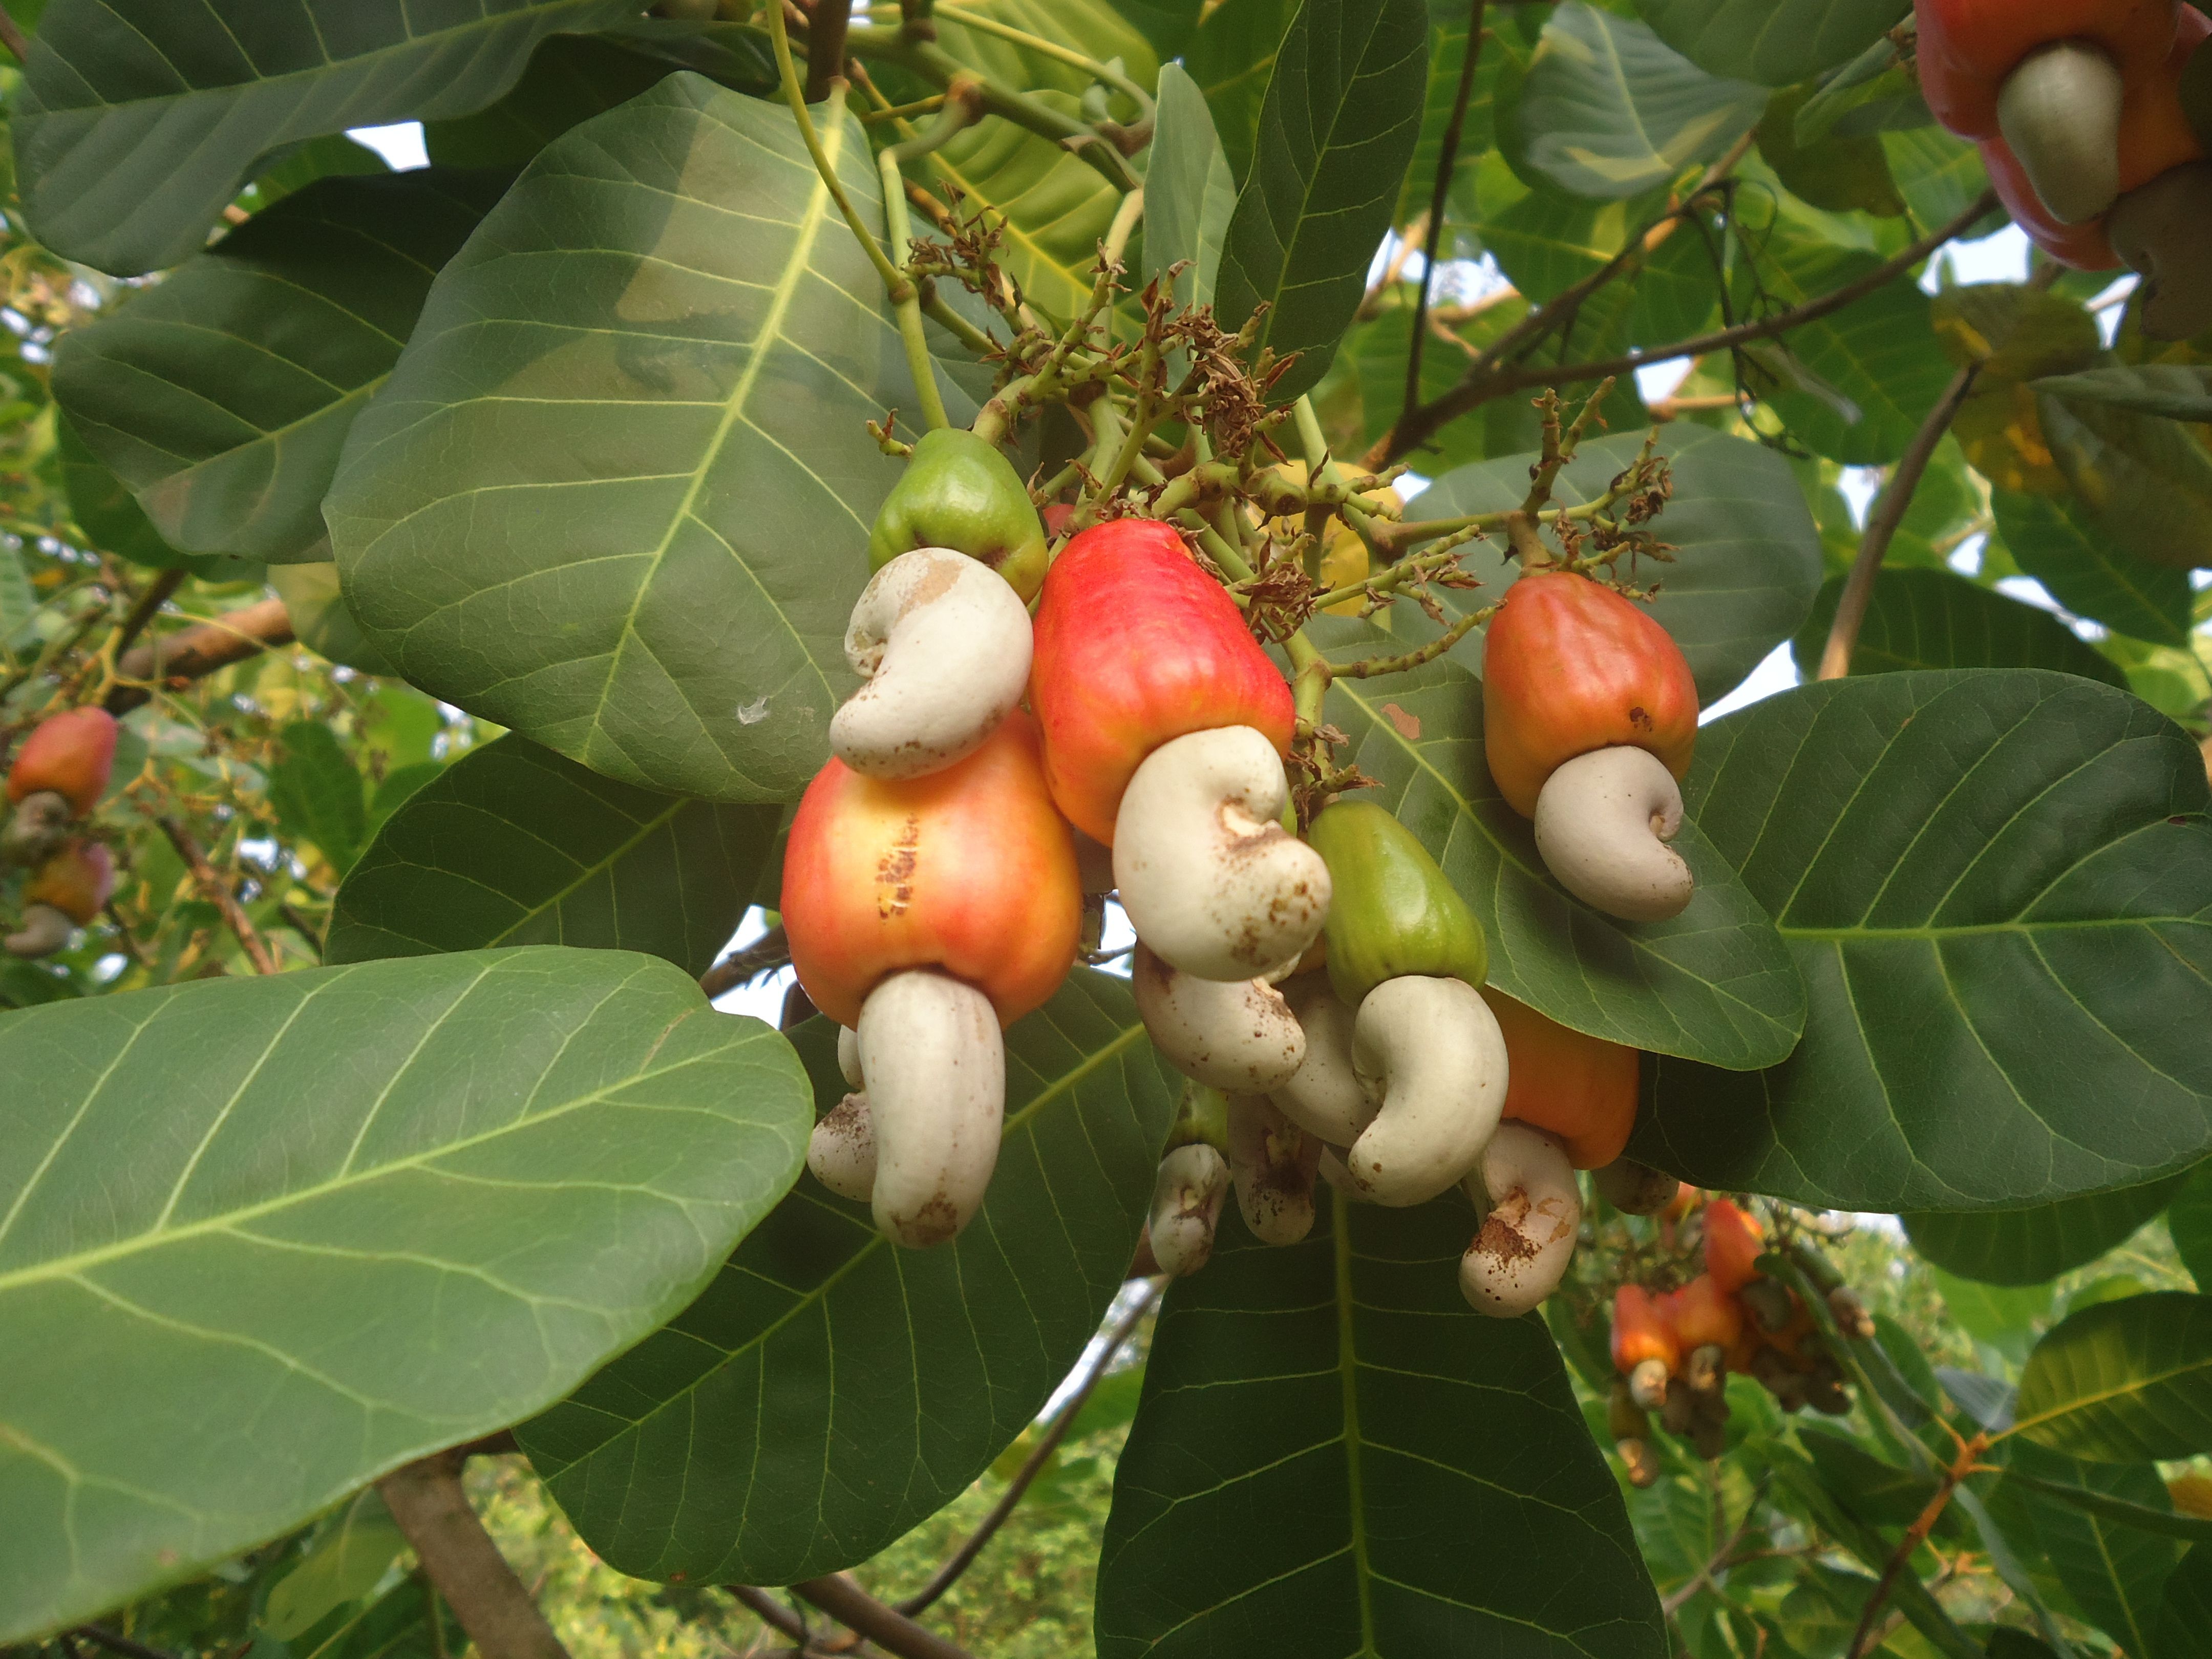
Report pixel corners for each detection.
[1701,1198,1766,1295]
[1611,1282,1680,1410]
[8,707,119,817]
[1481,987,1642,1169]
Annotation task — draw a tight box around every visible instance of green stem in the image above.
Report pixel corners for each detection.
[878,149,951,430]
[898,3,1155,118]
[765,9,910,305]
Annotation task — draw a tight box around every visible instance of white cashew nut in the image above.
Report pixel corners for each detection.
[1460,1122,1581,1317]
[1147,1142,1229,1277]
[830,547,1033,779]
[1533,746,1694,922]
[858,969,1005,1247]
[1113,726,1331,981]
[1345,975,1508,1206]
[806,1093,878,1203]
[1592,1156,1677,1216]
[2109,163,2212,343]
[4,903,72,959]
[837,1024,863,1088]
[1269,974,1371,1145]
[1226,1092,1320,1246]
[1996,41,2124,225]
[1133,943,1306,1093]
[1,790,72,867]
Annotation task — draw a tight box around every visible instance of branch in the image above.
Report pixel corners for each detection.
[0,2,27,66]
[377,1452,571,1659]
[158,816,281,977]
[699,925,791,999]
[897,1280,1163,1616]
[1402,1,1486,429]
[790,1576,973,1659]
[105,597,295,715]
[724,1585,812,1646]
[111,569,187,662]
[1845,1435,1989,1659]
[72,1629,178,1659]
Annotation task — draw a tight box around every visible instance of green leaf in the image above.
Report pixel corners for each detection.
[56,414,199,573]
[1930,1266,2053,1360]
[1754,270,1948,464]
[2007,1469,2212,1544]
[1094,1194,1665,1657]
[260,1492,409,1641]
[931,0,1158,102]
[0,946,809,1641]
[1755,84,1905,217]
[2039,392,2212,571]
[1883,125,1991,228]
[2015,1293,2212,1462]
[1105,0,1204,62]
[2154,1543,2212,1659]
[1635,670,2212,1211]
[266,720,371,876]
[2034,365,2212,424]
[328,78,959,805]
[11,0,634,274]
[0,542,33,642]
[518,969,1179,1585]
[1636,0,1910,87]
[1314,625,1806,1070]
[2013,1441,2182,1654]
[1393,0,1510,231]
[1906,1176,2191,1287]
[326,734,777,977]
[266,562,401,677]
[1410,424,1827,703]
[1516,2,1766,201]
[1184,0,1299,183]
[1143,63,1235,311]
[1991,488,2197,649]
[423,35,683,168]
[2167,1162,2212,1290]
[1215,0,1430,402]
[1791,568,2127,686]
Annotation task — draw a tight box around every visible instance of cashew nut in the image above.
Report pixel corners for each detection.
[5,903,73,959]
[1,790,71,868]
[830,547,1033,780]
[1592,1156,1679,1216]
[1996,41,2124,225]
[1459,1122,1581,1317]
[1268,974,1371,1145]
[1133,943,1306,1093]
[1147,1142,1229,1277]
[1344,975,1508,1206]
[1226,1092,1321,1246]
[1533,746,1694,922]
[806,1093,878,1203]
[2109,163,2212,342]
[1113,726,1331,980]
[857,969,1004,1247]
[837,1024,863,1088]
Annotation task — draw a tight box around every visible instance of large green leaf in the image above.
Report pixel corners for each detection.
[1790,568,2126,686]
[1635,670,2212,1211]
[2040,391,2212,571]
[1392,0,1512,231]
[2034,365,2212,424]
[1094,1194,1665,1657]
[2155,1544,2212,1659]
[55,415,199,572]
[11,0,634,275]
[1215,0,1429,402]
[1636,0,1910,88]
[1183,0,1299,183]
[326,734,778,975]
[2014,1441,2181,1654]
[422,34,680,168]
[1516,2,1766,201]
[518,969,1178,1584]
[266,720,372,876]
[1759,273,1947,465]
[328,78,957,805]
[1143,63,1236,312]
[2015,1293,2212,1462]
[1991,488,2196,649]
[1313,624,1805,1069]
[932,0,1158,101]
[1408,424,1826,703]
[0,947,809,1640]
[1905,1175,2192,1287]
[54,171,506,566]
[2167,1161,2212,1290]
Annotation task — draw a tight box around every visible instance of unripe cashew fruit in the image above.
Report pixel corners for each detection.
[782,710,1080,1030]
[1482,988,1642,1169]
[8,707,118,817]
[1611,1283,1679,1412]
[26,839,113,926]
[1344,974,1508,1206]
[859,970,1004,1246]
[838,1024,863,1088]
[1132,943,1306,1092]
[5,904,74,958]
[1481,571,1697,819]
[1270,973,1370,1145]
[1533,747,1693,923]
[1112,726,1331,981]
[2109,160,2212,338]
[1306,800,1486,1007]
[1225,1091,1321,1246]
[1592,1155,1679,1215]
[1701,1198,1765,1294]
[831,547,1033,779]
[1147,1142,1230,1277]
[1997,41,2128,223]
[1029,518,1294,845]
[807,1092,878,1203]
[1,789,72,868]
[868,428,1049,602]
[1459,1122,1580,1316]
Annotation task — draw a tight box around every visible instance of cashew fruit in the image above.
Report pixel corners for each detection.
[859,969,1004,1247]
[1482,989,1642,1169]
[1459,1121,1580,1317]
[1270,972,1371,1145]
[1225,1091,1320,1245]
[868,428,1049,602]
[1917,0,2182,141]
[1148,1142,1230,1276]
[1532,746,1694,923]
[1306,800,1486,1007]
[27,839,113,925]
[1701,1198,1764,1294]
[1611,1283,1679,1412]
[1343,974,1507,1206]
[1029,518,1294,845]
[7,707,118,817]
[1132,943,1306,1092]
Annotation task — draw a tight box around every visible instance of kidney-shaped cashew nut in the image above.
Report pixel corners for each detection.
[1133,943,1306,1093]
[1226,1091,1321,1246]
[806,1092,879,1203]
[2109,162,2212,343]
[1114,726,1331,981]
[1460,1121,1581,1317]
[831,547,1034,780]
[1533,746,1694,922]
[1,790,72,868]
[1592,1155,1677,1216]
[4,902,73,959]
[1147,1142,1230,1277]
[1997,40,2124,225]
[858,969,1005,1247]
[837,1024,864,1089]
[1345,975,1508,1206]
[1269,973,1371,1146]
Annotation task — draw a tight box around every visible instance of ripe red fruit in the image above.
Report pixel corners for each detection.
[8,708,119,817]
[1611,1283,1680,1376]
[1670,1272,1745,1353]
[1702,1199,1765,1295]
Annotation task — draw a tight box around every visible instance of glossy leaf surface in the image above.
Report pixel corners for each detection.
[1791,568,2125,686]
[2015,1293,2212,1463]
[1905,1176,2191,1287]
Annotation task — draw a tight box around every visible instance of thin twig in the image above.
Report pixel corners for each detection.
[1402,0,1486,428]
[72,1630,177,1659]
[105,597,295,715]
[790,1577,973,1659]
[1845,1435,1989,1658]
[158,816,280,976]
[898,1280,1164,1616]
[0,2,28,66]
[726,1585,812,1645]
[111,569,186,662]
[377,1452,571,1659]
[700,925,793,999]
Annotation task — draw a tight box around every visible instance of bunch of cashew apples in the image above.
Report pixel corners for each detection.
[1917,0,2212,338]
[2,707,118,959]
